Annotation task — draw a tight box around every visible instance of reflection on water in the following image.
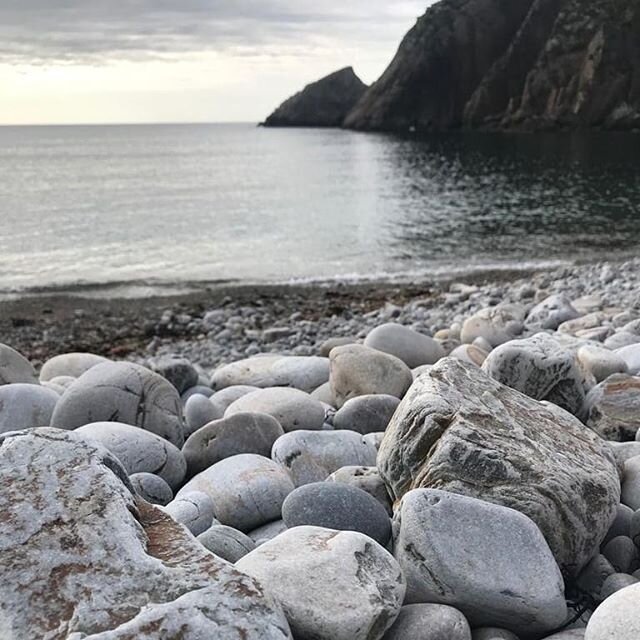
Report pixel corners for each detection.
[0,124,638,293]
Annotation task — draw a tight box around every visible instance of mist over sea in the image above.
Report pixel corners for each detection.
[1,123,639,297]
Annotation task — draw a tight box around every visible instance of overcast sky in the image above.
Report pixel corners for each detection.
[0,1,432,125]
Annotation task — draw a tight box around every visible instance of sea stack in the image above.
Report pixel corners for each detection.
[262,67,368,128]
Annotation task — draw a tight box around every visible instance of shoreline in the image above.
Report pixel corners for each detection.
[1,257,633,370]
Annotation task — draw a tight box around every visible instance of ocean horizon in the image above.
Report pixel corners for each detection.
[2,122,639,298]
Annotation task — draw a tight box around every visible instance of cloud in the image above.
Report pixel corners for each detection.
[0,0,428,65]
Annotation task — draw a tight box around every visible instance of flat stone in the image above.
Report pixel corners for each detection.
[585,375,640,441]
[183,412,284,477]
[329,344,413,409]
[178,454,294,532]
[394,489,567,636]
[184,393,225,438]
[129,472,173,506]
[237,526,405,640]
[212,355,330,393]
[364,323,445,368]
[0,383,59,433]
[272,430,377,487]
[0,428,291,639]
[0,344,37,386]
[333,394,400,434]
[382,603,472,639]
[282,482,391,545]
[51,361,185,447]
[76,422,186,490]
[39,352,109,382]
[328,466,393,514]
[586,582,640,639]
[482,333,589,417]
[163,491,218,536]
[197,525,256,563]
[379,358,620,577]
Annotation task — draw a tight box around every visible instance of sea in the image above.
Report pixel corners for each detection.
[1,123,639,298]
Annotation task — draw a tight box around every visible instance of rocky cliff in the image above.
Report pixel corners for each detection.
[345,0,640,132]
[262,67,368,128]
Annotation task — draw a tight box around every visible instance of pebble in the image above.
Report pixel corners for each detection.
[0,383,59,434]
[328,465,393,514]
[585,374,640,441]
[329,344,413,408]
[148,356,200,393]
[129,472,173,505]
[526,294,579,330]
[183,412,284,477]
[271,429,377,487]
[163,491,219,535]
[210,384,259,410]
[247,519,288,546]
[39,352,109,382]
[332,394,400,434]
[281,482,392,545]
[237,526,405,640]
[0,343,38,385]
[225,387,326,432]
[364,323,445,368]
[578,345,629,382]
[197,524,256,563]
[183,393,225,437]
[616,344,640,375]
[177,453,294,532]
[382,603,472,639]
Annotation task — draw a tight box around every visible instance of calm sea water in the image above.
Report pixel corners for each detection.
[0,123,639,296]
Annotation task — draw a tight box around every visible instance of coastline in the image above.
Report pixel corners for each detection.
[2,258,636,370]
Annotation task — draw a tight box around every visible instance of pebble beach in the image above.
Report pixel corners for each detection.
[3,257,640,639]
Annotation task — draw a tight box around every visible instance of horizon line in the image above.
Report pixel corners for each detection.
[0,120,260,128]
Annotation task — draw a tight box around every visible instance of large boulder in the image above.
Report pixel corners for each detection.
[378,358,620,577]
[0,428,291,639]
[482,333,589,417]
[0,383,59,433]
[177,454,294,532]
[263,67,368,128]
[394,489,567,636]
[75,421,187,490]
[329,344,413,409]
[50,361,185,447]
[237,526,405,640]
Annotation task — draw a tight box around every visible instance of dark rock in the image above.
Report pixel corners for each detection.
[263,67,368,128]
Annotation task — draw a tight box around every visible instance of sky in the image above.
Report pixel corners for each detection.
[0,1,432,125]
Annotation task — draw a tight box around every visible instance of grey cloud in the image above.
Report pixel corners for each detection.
[0,0,428,64]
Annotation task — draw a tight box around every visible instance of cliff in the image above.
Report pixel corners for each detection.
[262,67,368,128]
[345,0,640,132]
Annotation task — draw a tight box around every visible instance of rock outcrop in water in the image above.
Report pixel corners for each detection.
[262,67,368,128]
[344,0,640,132]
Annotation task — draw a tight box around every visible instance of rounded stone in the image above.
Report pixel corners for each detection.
[364,323,445,368]
[0,344,38,386]
[333,394,400,435]
[237,526,405,640]
[129,472,173,506]
[602,536,638,574]
[0,383,59,434]
[75,422,187,490]
[471,629,520,640]
[282,482,391,545]
[329,344,413,409]
[525,294,579,330]
[603,504,633,545]
[328,466,393,514]
[226,387,325,432]
[272,430,377,487]
[148,356,199,394]
[184,393,224,438]
[599,573,639,601]
[450,344,488,367]
[616,345,640,375]
[197,525,256,563]
[394,489,567,636]
[51,362,185,447]
[247,520,288,547]
[382,603,472,640]
[585,375,640,441]
[181,385,215,403]
[621,457,640,510]
[177,454,294,532]
[461,304,525,347]
[210,385,259,411]
[578,346,629,383]
[163,491,218,536]
[584,584,640,640]
[183,412,284,477]
[39,352,109,382]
